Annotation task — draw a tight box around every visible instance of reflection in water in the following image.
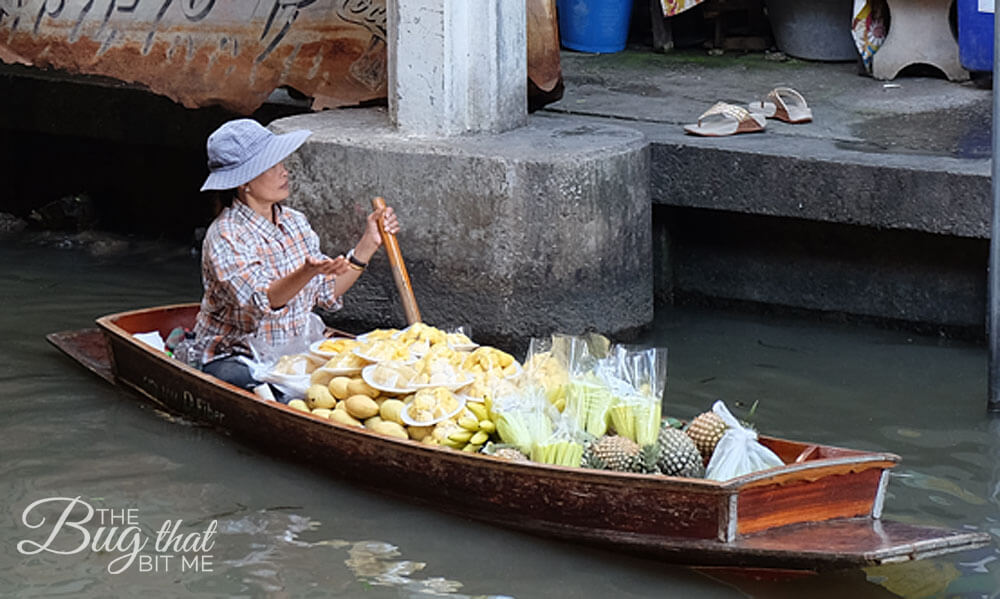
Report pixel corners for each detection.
[2,233,1000,598]
[215,509,504,598]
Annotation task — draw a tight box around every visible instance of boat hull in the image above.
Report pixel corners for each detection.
[46,304,993,571]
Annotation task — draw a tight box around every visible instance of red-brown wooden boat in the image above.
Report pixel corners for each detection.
[47,303,993,573]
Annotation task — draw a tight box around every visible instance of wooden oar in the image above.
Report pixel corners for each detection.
[372,197,421,324]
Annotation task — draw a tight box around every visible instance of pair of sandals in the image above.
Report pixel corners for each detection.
[684,87,813,137]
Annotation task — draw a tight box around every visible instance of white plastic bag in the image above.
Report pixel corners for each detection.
[238,313,327,399]
[705,400,784,481]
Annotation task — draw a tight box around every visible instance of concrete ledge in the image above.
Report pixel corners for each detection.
[546,113,991,240]
[272,109,651,346]
[648,135,990,239]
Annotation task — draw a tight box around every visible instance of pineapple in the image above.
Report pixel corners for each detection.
[636,443,662,475]
[583,435,641,472]
[657,426,705,478]
[685,410,727,461]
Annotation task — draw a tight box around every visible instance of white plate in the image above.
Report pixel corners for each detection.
[309,338,354,360]
[448,342,479,352]
[456,393,486,404]
[355,329,399,343]
[361,364,416,395]
[504,361,524,379]
[400,394,467,426]
[313,365,363,377]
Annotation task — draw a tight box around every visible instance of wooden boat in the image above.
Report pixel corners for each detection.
[48,303,993,573]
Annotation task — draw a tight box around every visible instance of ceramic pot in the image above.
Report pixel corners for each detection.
[767,0,859,61]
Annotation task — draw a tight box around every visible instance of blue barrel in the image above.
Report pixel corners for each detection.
[958,0,994,72]
[557,0,634,54]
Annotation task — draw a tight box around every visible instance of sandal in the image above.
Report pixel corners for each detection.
[748,87,813,124]
[683,102,766,137]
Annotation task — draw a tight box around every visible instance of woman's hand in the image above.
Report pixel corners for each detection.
[303,255,352,277]
[268,255,350,309]
[355,206,400,262]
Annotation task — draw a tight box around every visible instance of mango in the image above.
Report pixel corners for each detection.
[287,399,309,412]
[347,378,379,399]
[329,409,362,427]
[329,376,352,399]
[379,399,406,425]
[344,394,379,419]
[370,420,409,440]
[407,425,434,441]
[306,384,337,409]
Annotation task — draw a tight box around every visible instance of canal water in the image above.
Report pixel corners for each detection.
[2,232,998,598]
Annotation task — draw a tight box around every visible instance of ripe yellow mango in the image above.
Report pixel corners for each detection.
[407,424,433,441]
[306,384,337,409]
[344,394,379,419]
[379,399,406,425]
[347,378,380,399]
[328,376,352,399]
[287,399,309,412]
[370,420,409,440]
[329,409,362,427]
[311,408,333,419]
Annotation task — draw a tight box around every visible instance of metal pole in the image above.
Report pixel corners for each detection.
[990,0,1000,412]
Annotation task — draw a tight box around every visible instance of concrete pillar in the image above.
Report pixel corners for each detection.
[273,111,651,348]
[388,0,527,136]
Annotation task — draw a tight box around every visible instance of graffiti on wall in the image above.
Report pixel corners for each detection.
[0,0,388,113]
[0,0,561,114]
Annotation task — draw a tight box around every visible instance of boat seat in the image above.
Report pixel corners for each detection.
[871,0,968,81]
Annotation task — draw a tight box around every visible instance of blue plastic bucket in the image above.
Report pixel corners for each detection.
[557,0,634,54]
[958,0,994,72]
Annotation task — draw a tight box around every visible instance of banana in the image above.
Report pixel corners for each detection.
[447,429,474,444]
[442,436,466,449]
[457,415,481,431]
[469,430,489,445]
[466,402,489,421]
[478,420,496,434]
[461,442,482,453]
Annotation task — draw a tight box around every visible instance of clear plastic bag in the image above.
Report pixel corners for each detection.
[491,384,554,455]
[626,346,667,446]
[564,340,613,437]
[239,313,328,399]
[705,400,784,481]
[523,336,570,411]
[531,411,586,467]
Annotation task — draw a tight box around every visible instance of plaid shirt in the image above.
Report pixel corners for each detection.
[192,200,341,364]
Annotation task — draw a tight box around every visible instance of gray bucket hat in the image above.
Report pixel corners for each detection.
[200,119,312,191]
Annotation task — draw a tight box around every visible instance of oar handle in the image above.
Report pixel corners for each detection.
[372,197,421,324]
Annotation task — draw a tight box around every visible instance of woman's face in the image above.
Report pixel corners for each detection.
[246,161,290,204]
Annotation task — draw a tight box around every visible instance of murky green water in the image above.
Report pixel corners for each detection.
[2,233,998,598]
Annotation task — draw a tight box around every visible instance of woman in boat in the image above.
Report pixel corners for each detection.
[186,118,399,394]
